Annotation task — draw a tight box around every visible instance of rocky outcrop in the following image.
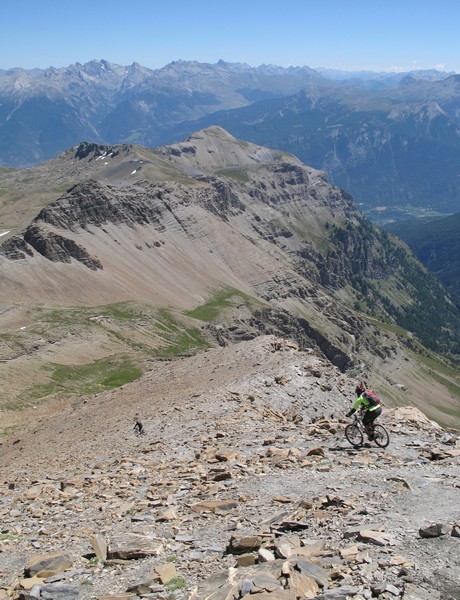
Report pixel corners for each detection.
[36,180,165,230]
[249,307,353,372]
[0,228,102,269]
[0,235,34,260]
[2,174,246,267]
[23,225,103,269]
[196,176,246,220]
[73,142,121,161]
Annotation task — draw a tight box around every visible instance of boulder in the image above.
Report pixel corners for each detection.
[24,553,72,578]
[190,499,238,514]
[153,562,176,584]
[90,533,108,562]
[40,584,80,599]
[288,570,319,598]
[419,523,452,538]
[108,534,162,559]
[228,535,262,554]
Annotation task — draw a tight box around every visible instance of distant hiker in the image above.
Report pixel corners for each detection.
[133,418,145,437]
[346,381,382,440]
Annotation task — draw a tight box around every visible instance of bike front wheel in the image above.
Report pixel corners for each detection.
[345,423,364,447]
[373,424,390,448]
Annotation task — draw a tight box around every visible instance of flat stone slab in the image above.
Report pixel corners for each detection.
[108,534,162,559]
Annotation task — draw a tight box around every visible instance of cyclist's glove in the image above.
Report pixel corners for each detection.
[346,409,355,417]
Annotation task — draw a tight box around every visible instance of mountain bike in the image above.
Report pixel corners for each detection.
[345,411,390,448]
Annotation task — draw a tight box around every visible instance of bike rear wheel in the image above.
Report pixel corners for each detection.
[372,424,390,448]
[345,423,364,447]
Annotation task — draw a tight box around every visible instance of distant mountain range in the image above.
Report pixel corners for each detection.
[0,59,323,165]
[1,59,459,220]
[316,67,456,89]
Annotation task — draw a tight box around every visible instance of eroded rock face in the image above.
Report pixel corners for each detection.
[0,235,34,260]
[36,180,165,230]
[1,227,103,269]
[23,225,103,269]
[0,173,247,269]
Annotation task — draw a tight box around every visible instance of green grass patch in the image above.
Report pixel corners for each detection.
[363,315,410,338]
[216,168,250,182]
[18,355,142,404]
[434,403,460,422]
[405,345,459,377]
[153,309,209,356]
[0,425,20,439]
[0,332,29,351]
[35,302,143,326]
[417,353,459,378]
[1,302,211,410]
[165,576,187,591]
[49,356,141,391]
[186,287,256,322]
[156,327,208,357]
[426,370,460,399]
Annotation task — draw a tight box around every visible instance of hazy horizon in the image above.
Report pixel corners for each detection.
[1,58,457,76]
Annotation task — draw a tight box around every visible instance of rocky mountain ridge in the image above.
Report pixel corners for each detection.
[1,127,459,433]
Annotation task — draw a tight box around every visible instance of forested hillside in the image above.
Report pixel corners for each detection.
[386,213,460,300]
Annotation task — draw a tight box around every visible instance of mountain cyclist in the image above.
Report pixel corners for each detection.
[346,382,382,441]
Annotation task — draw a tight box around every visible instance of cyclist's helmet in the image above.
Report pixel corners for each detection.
[355,385,365,397]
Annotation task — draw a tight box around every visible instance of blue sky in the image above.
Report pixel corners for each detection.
[2,0,459,73]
